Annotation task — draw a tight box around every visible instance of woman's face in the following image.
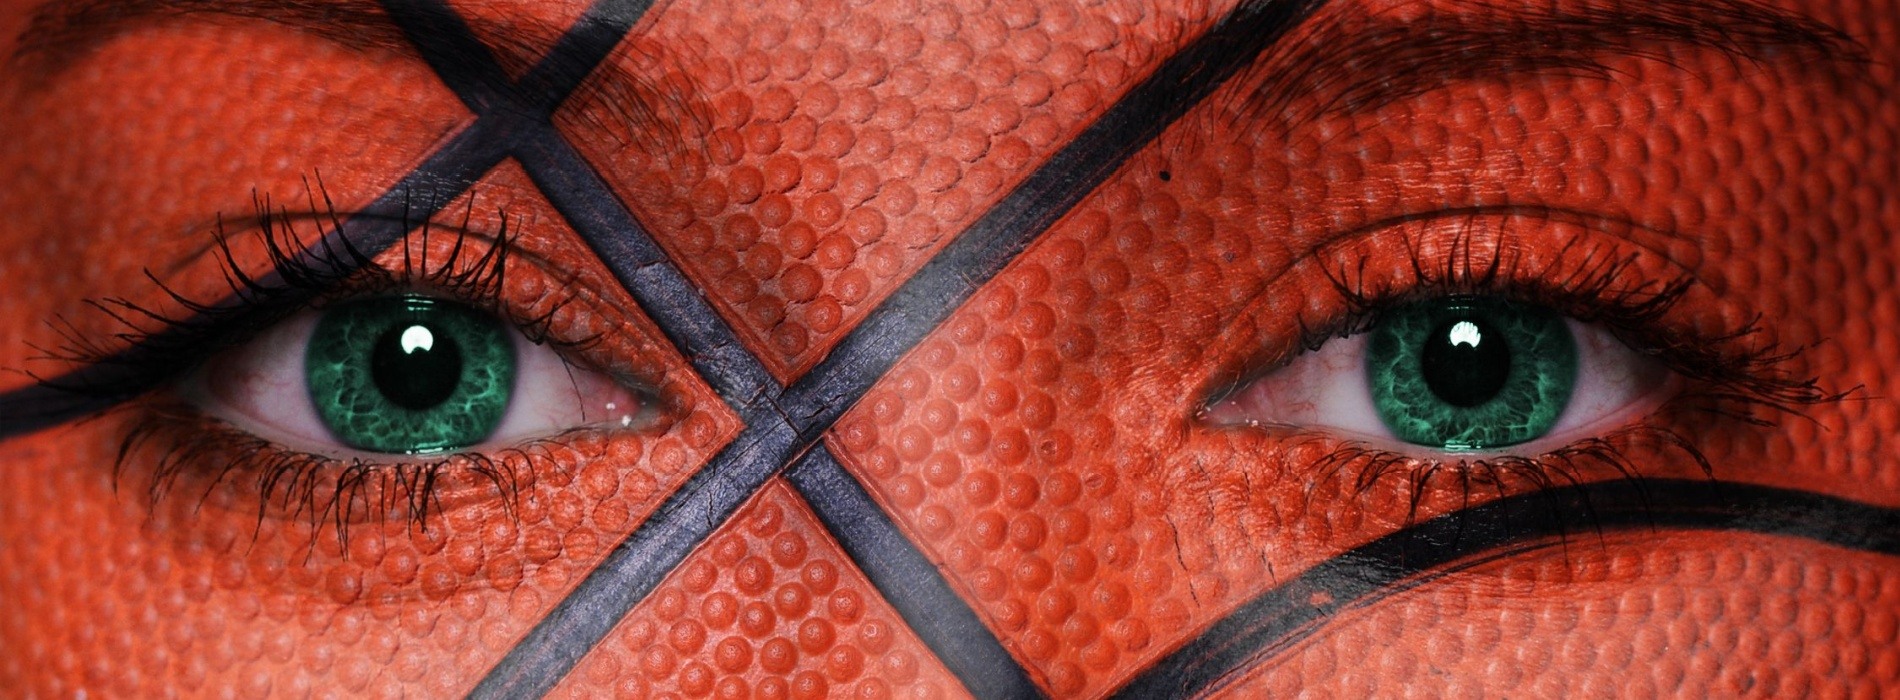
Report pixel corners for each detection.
[1,0,1894,696]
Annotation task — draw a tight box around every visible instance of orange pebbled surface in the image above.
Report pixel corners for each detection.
[1215,533,1900,698]
[0,16,469,388]
[558,0,1233,380]
[825,0,1900,695]
[0,0,1895,697]
[0,143,745,695]
[551,480,972,700]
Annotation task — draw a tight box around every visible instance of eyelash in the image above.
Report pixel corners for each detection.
[1259,224,1847,526]
[43,197,1850,544]
[46,187,604,541]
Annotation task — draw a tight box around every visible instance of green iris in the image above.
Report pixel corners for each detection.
[305,296,516,454]
[1365,297,1577,449]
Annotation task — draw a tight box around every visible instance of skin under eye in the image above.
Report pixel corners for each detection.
[186,293,647,456]
[1205,296,1676,452]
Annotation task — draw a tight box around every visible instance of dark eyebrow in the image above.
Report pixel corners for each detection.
[8,0,706,148]
[1225,0,1868,129]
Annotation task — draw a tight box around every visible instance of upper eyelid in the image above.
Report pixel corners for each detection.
[1193,211,1703,406]
[240,202,691,411]
[28,202,612,404]
[1310,212,1702,320]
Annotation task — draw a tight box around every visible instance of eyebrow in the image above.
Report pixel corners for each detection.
[9,0,704,147]
[1222,0,1867,129]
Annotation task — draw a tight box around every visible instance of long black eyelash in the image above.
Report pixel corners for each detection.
[113,401,580,554]
[1294,425,1712,546]
[1316,221,1848,418]
[1298,225,1848,535]
[38,179,604,542]
[37,179,523,403]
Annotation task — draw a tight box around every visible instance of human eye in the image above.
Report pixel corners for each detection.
[69,198,678,535]
[185,291,645,456]
[1195,226,1841,498]
[1204,294,1675,454]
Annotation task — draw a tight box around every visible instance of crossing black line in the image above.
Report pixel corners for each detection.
[785,446,1048,700]
[1112,479,1900,699]
[471,1,1350,696]
[0,1,1434,698]
[0,118,512,436]
[775,0,1331,434]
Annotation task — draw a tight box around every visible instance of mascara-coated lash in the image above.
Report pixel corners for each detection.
[1203,218,1847,533]
[47,185,633,541]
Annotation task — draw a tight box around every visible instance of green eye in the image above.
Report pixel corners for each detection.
[1365,297,1577,449]
[305,296,516,454]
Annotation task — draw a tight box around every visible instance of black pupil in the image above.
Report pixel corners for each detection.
[1420,313,1511,407]
[371,322,463,410]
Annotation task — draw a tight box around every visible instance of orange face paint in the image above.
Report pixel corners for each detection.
[0,0,1894,696]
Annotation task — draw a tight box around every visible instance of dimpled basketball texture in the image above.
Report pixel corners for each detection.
[0,0,1894,697]
[0,141,746,693]
[560,0,1225,380]
[825,0,1900,695]
[550,481,970,700]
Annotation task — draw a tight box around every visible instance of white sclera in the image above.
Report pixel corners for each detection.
[1205,319,1675,454]
[189,306,647,456]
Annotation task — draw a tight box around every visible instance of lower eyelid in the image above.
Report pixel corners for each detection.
[1203,313,1683,458]
[115,403,579,533]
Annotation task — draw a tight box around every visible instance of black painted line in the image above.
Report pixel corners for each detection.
[387,0,656,118]
[457,121,797,700]
[471,0,1348,694]
[382,0,785,407]
[778,0,1333,435]
[785,446,1048,700]
[468,117,795,700]
[449,0,829,694]
[510,126,781,405]
[381,0,517,114]
[515,0,660,107]
[465,418,803,699]
[0,119,512,437]
[1111,480,1900,699]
